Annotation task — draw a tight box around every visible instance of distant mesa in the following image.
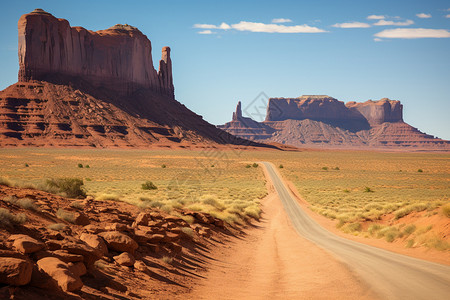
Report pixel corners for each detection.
[0,9,271,149]
[219,95,449,150]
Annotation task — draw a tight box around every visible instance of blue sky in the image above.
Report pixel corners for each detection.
[1,0,449,139]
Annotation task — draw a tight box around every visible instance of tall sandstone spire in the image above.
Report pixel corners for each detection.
[18,8,174,97]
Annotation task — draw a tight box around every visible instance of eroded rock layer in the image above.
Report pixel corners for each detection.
[219,96,449,150]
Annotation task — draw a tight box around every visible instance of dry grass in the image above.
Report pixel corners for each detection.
[56,208,76,223]
[0,208,27,227]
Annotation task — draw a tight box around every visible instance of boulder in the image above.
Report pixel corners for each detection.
[68,262,87,277]
[0,257,33,285]
[80,233,108,256]
[133,260,147,272]
[73,212,90,226]
[60,239,102,266]
[9,234,45,254]
[37,257,83,292]
[113,252,135,267]
[134,212,151,226]
[99,231,138,254]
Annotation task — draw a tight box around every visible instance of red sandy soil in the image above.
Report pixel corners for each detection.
[285,181,450,266]
[188,177,378,299]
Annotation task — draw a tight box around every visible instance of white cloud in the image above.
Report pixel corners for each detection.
[416,13,432,19]
[194,21,326,34]
[374,38,382,42]
[446,14,450,18]
[332,22,371,28]
[367,15,385,20]
[374,19,414,26]
[193,22,231,30]
[272,18,292,23]
[198,30,215,34]
[374,28,450,39]
[231,21,326,33]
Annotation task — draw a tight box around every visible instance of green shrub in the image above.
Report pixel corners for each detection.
[0,208,27,227]
[252,163,259,168]
[333,167,340,170]
[322,167,328,171]
[245,164,251,168]
[78,163,83,168]
[417,169,423,173]
[24,163,29,167]
[161,164,167,168]
[279,164,284,169]
[44,178,86,198]
[141,181,157,190]
[364,187,374,193]
[56,208,76,223]
[85,165,90,168]
[343,189,350,193]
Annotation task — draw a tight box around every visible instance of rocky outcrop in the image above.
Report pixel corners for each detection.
[347,99,403,125]
[18,9,173,97]
[220,97,449,150]
[0,9,274,149]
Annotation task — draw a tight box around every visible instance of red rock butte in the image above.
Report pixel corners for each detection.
[219,96,450,150]
[0,9,272,148]
[18,8,173,97]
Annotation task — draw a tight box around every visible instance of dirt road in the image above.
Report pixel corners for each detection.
[262,161,450,300]
[190,168,376,299]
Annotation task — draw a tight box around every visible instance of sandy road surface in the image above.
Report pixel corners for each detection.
[262,161,450,300]
[190,169,376,299]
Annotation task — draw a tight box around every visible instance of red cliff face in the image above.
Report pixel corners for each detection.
[346,99,403,126]
[18,9,174,97]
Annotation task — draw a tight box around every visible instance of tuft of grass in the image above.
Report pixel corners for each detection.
[70,201,84,209]
[78,163,83,168]
[0,177,13,187]
[342,222,362,233]
[403,224,416,235]
[96,193,120,201]
[180,215,194,224]
[56,208,76,223]
[343,189,350,193]
[181,227,194,237]
[3,196,39,211]
[162,256,173,264]
[141,181,157,190]
[0,208,27,227]
[201,195,225,211]
[368,224,383,236]
[406,239,415,248]
[43,178,86,198]
[322,167,328,171]
[394,203,428,219]
[364,187,374,193]
[442,203,450,218]
[244,205,261,220]
[48,223,67,231]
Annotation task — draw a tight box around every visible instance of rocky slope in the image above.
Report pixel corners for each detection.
[219,96,449,150]
[0,183,236,299]
[1,9,270,149]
